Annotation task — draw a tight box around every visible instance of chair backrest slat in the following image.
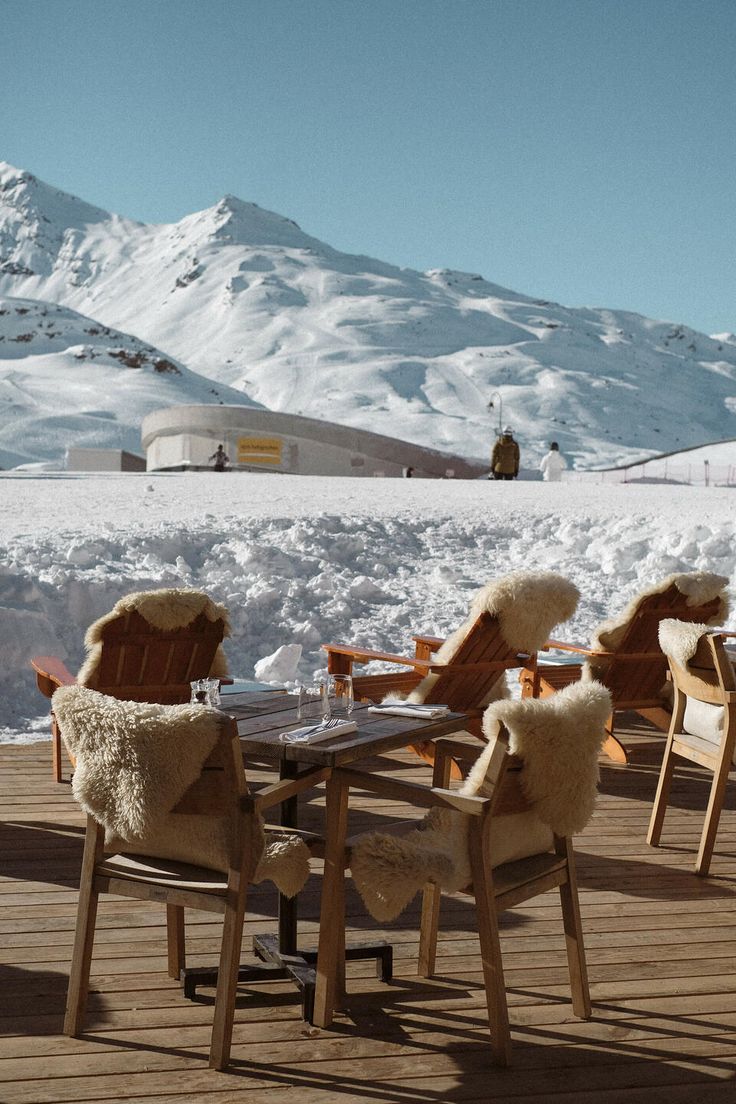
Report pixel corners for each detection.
[602,586,723,701]
[670,633,736,705]
[93,609,225,703]
[425,612,518,709]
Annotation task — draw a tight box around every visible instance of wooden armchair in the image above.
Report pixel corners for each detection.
[520,573,729,764]
[31,587,231,782]
[52,685,325,1071]
[648,624,736,875]
[323,572,580,765]
[313,680,611,1063]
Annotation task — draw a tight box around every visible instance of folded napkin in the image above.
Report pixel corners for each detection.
[367,703,450,719]
[280,720,358,744]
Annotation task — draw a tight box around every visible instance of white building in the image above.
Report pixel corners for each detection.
[141,405,486,479]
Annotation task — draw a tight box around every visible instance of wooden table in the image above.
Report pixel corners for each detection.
[182,689,469,1020]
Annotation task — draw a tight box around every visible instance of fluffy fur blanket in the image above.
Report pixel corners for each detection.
[405,571,580,706]
[658,619,731,751]
[52,685,309,898]
[77,588,231,687]
[590,573,729,656]
[658,619,713,670]
[350,680,610,922]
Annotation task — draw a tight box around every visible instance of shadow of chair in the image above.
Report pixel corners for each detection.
[323,572,580,766]
[520,573,728,764]
[51,684,324,1070]
[31,587,231,782]
[648,623,736,875]
[312,679,611,1065]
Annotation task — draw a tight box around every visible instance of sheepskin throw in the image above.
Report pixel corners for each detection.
[350,680,610,922]
[52,685,310,897]
[405,571,580,706]
[658,619,732,755]
[77,588,231,687]
[658,619,713,671]
[591,573,728,656]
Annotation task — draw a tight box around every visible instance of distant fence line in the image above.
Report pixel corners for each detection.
[563,460,736,487]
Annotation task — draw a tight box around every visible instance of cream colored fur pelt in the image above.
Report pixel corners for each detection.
[350,680,610,923]
[52,685,310,898]
[658,619,713,670]
[78,588,231,686]
[404,571,580,707]
[591,573,729,655]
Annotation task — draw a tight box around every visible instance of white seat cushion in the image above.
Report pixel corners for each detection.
[683,698,726,749]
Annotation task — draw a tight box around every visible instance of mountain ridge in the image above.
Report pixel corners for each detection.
[0,160,734,469]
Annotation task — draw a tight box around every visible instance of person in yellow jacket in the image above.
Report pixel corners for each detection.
[490,426,520,480]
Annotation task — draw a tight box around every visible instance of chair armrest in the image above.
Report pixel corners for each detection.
[322,642,432,671]
[412,633,444,659]
[31,656,77,699]
[542,639,614,659]
[333,767,490,815]
[432,738,483,764]
[252,767,331,812]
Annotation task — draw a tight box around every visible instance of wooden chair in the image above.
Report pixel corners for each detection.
[520,575,728,764]
[53,686,325,1071]
[323,572,580,764]
[313,681,610,1063]
[31,588,230,782]
[648,625,736,875]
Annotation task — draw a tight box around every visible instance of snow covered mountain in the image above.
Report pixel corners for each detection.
[1,160,734,468]
[0,296,258,467]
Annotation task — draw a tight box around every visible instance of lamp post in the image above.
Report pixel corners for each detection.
[487,392,503,436]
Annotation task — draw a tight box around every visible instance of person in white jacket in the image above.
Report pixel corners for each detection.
[539,441,567,482]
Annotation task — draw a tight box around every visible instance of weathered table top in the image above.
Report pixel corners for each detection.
[221,689,469,768]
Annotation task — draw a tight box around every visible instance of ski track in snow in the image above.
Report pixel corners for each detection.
[1,472,733,743]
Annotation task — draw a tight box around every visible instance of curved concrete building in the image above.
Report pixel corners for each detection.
[141,405,486,479]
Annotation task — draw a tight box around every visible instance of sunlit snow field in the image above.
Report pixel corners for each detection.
[1,470,734,743]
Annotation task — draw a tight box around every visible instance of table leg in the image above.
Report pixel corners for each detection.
[183,757,391,1022]
[313,772,348,1027]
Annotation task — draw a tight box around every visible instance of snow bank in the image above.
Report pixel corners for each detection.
[1,472,733,743]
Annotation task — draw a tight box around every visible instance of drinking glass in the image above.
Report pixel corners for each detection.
[296,681,330,722]
[190,678,221,706]
[326,673,353,717]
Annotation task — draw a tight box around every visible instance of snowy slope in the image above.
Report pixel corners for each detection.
[1,161,735,468]
[0,296,259,467]
[1,471,733,741]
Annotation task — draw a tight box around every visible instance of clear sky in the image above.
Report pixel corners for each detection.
[2,0,734,335]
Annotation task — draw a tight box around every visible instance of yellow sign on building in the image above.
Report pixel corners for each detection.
[237,436,283,466]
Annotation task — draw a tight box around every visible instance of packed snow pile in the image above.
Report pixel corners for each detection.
[0,161,734,469]
[2,471,733,744]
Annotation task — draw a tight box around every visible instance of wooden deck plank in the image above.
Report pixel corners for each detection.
[1,716,736,1102]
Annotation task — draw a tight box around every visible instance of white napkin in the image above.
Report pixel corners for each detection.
[280,720,358,744]
[367,703,450,719]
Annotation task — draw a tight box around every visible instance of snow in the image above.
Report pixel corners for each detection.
[2,471,733,745]
[1,161,735,470]
[0,296,258,468]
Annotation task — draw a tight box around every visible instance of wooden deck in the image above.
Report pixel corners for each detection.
[2,715,736,1103]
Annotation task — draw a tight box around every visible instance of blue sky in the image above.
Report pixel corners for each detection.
[2,0,734,334]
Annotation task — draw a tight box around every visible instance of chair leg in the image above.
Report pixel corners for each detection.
[313,776,349,1029]
[166,904,186,979]
[602,714,628,765]
[695,749,732,876]
[418,882,441,977]
[209,819,253,1072]
[555,838,591,1019]
[52,716,63,783]
[468,825,511,1065]
[64,820,104,1036]
[646,738,677,848]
